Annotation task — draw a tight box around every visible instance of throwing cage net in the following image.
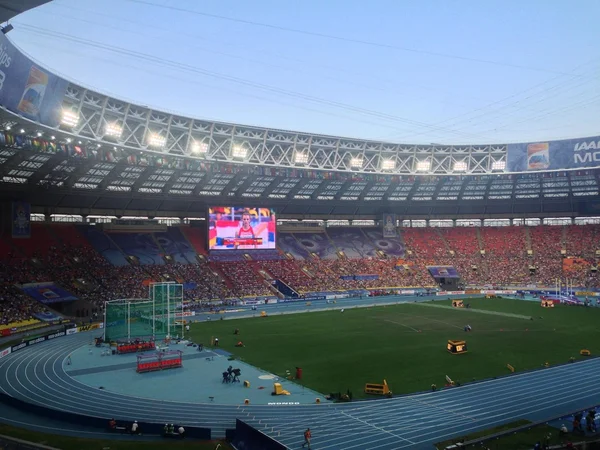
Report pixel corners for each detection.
[103,282,184,342]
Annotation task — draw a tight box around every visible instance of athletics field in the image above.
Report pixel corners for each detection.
[188,297,600,398]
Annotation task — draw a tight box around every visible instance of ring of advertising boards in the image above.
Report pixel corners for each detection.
[208,207,276,250]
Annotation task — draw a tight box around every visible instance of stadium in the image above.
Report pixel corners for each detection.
[0,1,600,450]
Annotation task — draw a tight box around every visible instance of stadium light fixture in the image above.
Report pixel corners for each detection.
[105,122,122,138]
[492,160,506,171]
[51,136,55,140]
[416,160,431,172]
[381,159,395,170]
[148,132,166,148]
[61,110,79,128]
[5,126,10,131]
[350,157,363,168]
[36,132,42,137]
[19,129,25,134]
[66,138,72,143]
[294,152,308,164]
[232,144,247,159]
[191,141,208,154]
[454,161,468,172]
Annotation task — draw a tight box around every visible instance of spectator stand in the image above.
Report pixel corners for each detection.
[136,350,183,373]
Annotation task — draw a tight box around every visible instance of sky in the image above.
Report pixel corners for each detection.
[7,0,600,145]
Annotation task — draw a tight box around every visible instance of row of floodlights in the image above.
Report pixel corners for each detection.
[58,110,506,171]
[61,110,209,153]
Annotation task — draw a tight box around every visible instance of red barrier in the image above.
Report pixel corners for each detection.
[0,329,11,337]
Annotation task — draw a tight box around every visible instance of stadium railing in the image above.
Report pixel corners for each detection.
[436,404,600,449]
[229,419,286,450]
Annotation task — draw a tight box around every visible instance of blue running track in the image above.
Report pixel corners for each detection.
[1,330,599,449]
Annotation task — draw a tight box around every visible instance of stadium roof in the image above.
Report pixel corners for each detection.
[0,0,598,221]
[0,0,50,24]
[1,142,599,220]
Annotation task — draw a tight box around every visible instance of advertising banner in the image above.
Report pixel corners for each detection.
[76,323,101,333]
[11,201,31,238]
[0,347,11,359]
[21,282,77,304]
[0,34,68,127]
[33,311,63,322]
[382,214,397,238]
[506,135,600,172]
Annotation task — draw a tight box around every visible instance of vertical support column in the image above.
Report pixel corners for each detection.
[127,301,131,341]
[152,284,156,338]
[166,284,171,338]
[103,300,107,341]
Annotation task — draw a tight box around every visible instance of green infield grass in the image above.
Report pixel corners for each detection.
[188,298,600,397]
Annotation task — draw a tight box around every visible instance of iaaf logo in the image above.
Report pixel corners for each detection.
[28,337,46,345]
[0,43,12,68]
[573,140,600,164]
[574,141,600,152]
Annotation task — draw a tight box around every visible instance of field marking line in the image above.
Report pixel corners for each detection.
[412,302,533,320]
[395,311,464,330]
[377,318,420,332]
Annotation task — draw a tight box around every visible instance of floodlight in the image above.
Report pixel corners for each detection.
[416,160,431,172]
[232,145,247,159]
[294,152,308,164]
[105,122,122,138]
[148,132,166,148]
[36,132,42,137]
[381,159,395,170]
[191,141,208,154]
[492,161,506,171]
[19,129,25,134]
[5,126,10,131]
[66,138,72,143]
[454,161,468,172]
[61,110,79,127]
[350,157,363,168]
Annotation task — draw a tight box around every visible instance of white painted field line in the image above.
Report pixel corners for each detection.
[413,302,532,320]
[382,318,420,332]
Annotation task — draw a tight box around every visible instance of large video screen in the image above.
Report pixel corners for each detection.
[208,207,276,250]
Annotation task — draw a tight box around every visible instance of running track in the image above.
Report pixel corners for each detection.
[1,331,599,449]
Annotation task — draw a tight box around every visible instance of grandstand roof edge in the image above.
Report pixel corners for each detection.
[5,18,598,151]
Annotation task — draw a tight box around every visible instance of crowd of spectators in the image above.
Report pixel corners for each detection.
[1,223,600,328]
[212,261,273,297]
[0,283,46,326]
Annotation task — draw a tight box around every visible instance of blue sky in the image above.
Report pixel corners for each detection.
[9,0,600,145]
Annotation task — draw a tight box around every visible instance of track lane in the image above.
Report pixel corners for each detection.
[1,331,600,449]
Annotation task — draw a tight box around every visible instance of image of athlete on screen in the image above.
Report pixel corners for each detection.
[236,212,256,244]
